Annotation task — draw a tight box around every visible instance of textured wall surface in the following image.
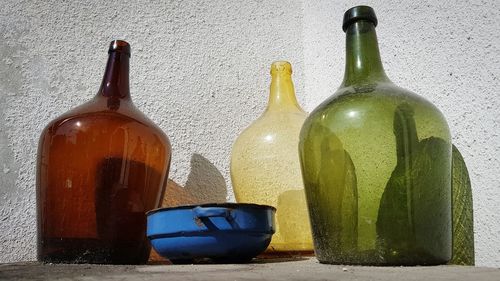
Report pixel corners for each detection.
[0,0,305,263]
[0,0,499,267]
[303,0,500,267]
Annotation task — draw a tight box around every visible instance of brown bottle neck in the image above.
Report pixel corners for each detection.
[97,50,131,100]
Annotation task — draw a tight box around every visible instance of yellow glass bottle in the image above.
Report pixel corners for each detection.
[231,61,313,253]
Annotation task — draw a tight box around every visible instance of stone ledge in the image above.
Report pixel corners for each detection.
[1,258,499,281]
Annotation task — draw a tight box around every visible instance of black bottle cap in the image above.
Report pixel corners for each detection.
[342,6,378,32]
[108,40,131,57]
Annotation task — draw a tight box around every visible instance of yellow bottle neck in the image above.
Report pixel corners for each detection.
[266,62,304,113]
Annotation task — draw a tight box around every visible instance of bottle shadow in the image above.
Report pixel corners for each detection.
[161,153,227,207]
[149,153,228,263]
[184,153,227,204]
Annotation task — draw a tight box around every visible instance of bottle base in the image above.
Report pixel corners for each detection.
[38,238,150,265]
[317,259,449,266]
[315,249,450,266]
[261,244,315,259]
[266,242,314,252]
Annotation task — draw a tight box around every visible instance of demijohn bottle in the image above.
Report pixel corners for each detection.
[299,6,452,265]
[231,61,313,253]
[36,40,172,264]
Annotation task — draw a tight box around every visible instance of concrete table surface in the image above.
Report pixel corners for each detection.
[1,258,499,281]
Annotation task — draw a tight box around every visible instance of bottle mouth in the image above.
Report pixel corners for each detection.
[270,61,292,75]
[342,6,378,32]
[108,40,131,57]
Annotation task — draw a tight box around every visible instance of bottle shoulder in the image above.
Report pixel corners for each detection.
[301,82,450,140]
[326,82,441,107]
[307,82,447,123]
[235,111,306,138]
[39,98,170,145]
[232,111,306,151]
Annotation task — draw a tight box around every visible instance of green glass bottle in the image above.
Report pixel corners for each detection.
[299,6,452,265]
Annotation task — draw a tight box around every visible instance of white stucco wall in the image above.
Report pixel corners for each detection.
[1,0,498,267]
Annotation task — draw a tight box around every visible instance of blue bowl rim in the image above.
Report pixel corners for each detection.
[146,203,276,216]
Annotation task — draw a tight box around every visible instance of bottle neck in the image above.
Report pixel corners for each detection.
[97,51,130,100]
[341,21,390,87]
[266,71,302,112]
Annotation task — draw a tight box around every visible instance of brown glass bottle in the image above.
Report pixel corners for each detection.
[36,40,171,264]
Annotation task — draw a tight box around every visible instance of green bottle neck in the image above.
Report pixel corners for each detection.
[341,21,390,87]
[266,62,303,113]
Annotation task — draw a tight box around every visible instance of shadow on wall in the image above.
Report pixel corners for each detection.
[161,153,227,208]
[151,154,228,263]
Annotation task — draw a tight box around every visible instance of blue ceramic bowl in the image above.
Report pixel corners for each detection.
[146,203,276,263]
